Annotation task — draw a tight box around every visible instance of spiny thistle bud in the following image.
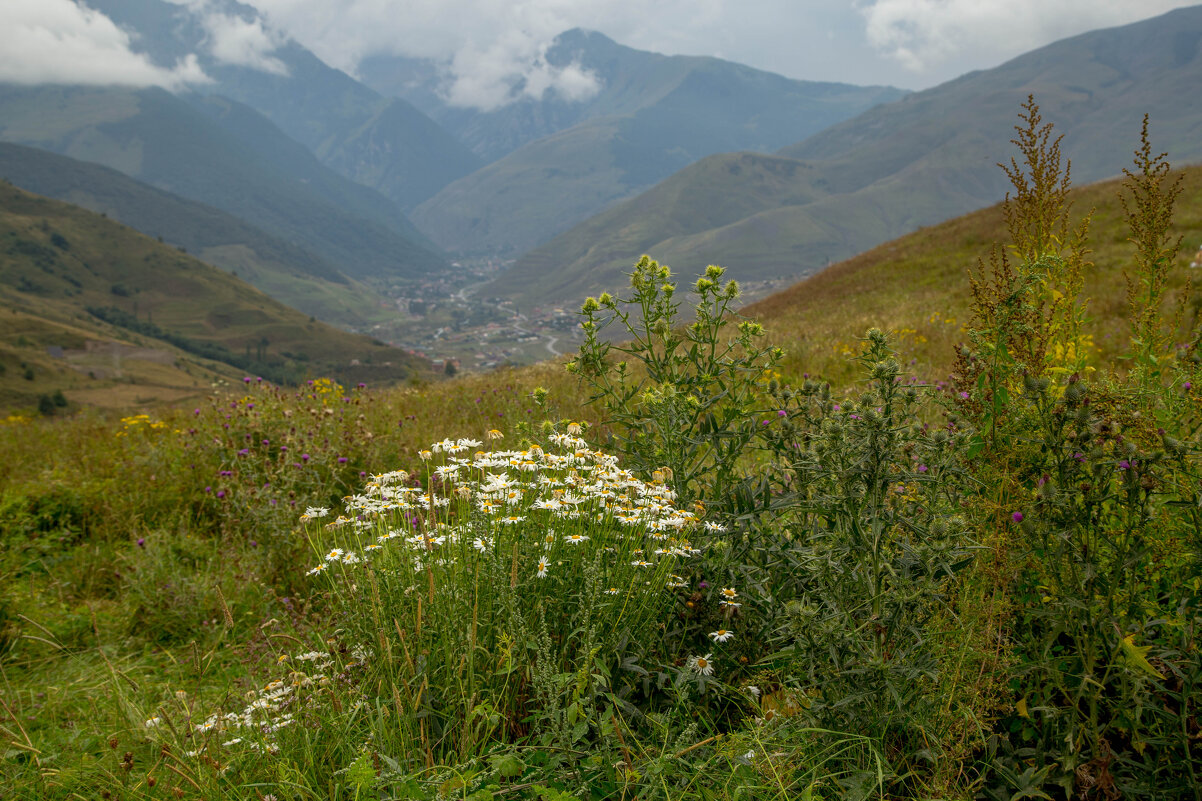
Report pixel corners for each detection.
[705,264,725,279]
[598,292,614,307]
[696,277,714,293]
[581,297,600,313]
[724,280,740,299]
[870,359,900,382]
[531,386,548,406]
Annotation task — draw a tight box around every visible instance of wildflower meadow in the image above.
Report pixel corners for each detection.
[2,101,1200,800]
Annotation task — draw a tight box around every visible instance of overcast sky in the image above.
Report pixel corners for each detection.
[1,0,1196,106]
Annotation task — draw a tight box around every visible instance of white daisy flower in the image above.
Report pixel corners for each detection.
[536,556,549,578]
[709,629,735,643]
[689,654,715,676]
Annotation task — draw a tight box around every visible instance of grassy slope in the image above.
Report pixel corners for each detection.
[741,164,1202,387]
[0,143,393,329]
[0,183,430,410]
[496,5,1202,311]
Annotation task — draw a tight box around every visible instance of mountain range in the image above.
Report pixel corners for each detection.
[382,30,905,256]
[490,5,1202,309]
[87,0,483,212]
[4,0,1202,393]
[0,83,447,284]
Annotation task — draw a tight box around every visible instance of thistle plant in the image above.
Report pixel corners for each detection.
[567,256,783,514]
[763,330,982,789]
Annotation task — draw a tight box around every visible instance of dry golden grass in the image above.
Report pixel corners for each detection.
[742,164,1202,386]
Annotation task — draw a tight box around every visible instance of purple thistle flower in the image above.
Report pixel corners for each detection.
[338,457,348,464]
[1011,511,1024,523]
[137,537,145,548]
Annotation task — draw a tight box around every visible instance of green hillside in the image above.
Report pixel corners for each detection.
[0,143,397,329]
[405,30,903,255]
[493,152,832,302]
[0,182,430,411]
[496,5,1202,310]
[0,84,447,283]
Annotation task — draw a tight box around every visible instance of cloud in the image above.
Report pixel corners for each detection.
[239,0,726,110]
[440,34,602,111]
[860,0,1191,74]
[169,0,289,75]
[201,9,289,74]
[0,0,209,89]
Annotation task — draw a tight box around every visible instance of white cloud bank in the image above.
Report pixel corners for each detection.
[238,0,721,110]
[168,0,289,75]
[0,0,208,89]
[860,0,1191,74]
[235,0,1191,105]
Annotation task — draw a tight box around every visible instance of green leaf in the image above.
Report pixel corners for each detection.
[1119,634,1166,679]
[489,753,525,779]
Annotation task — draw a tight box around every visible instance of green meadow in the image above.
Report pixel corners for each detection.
[1,105,1200,800]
